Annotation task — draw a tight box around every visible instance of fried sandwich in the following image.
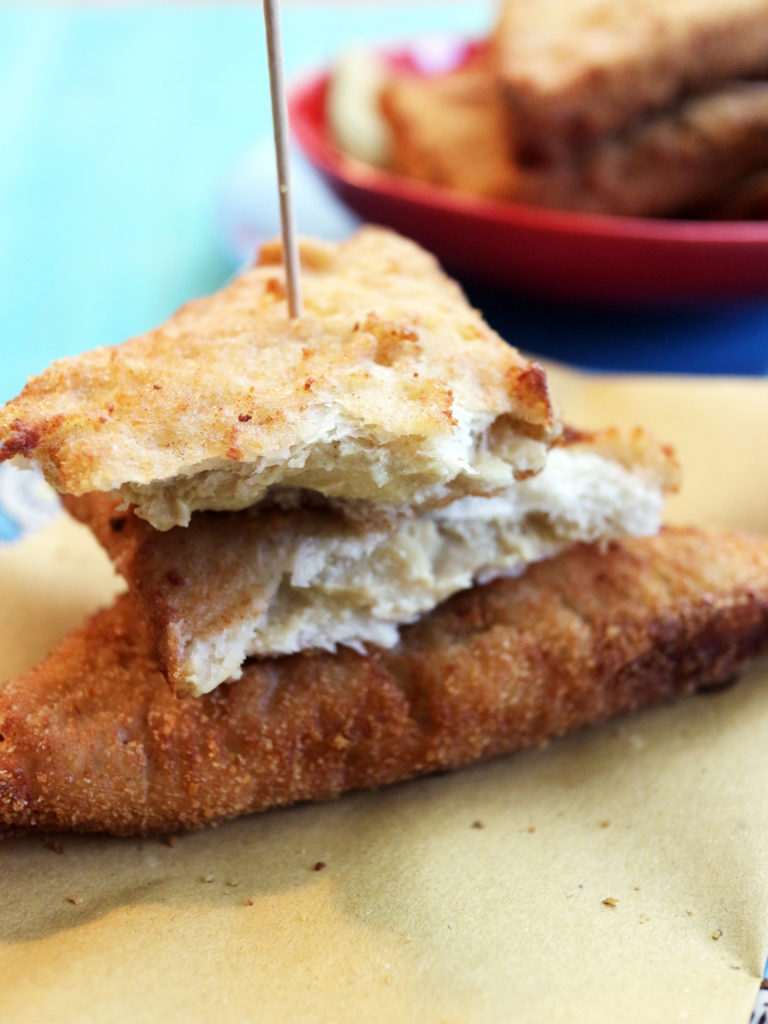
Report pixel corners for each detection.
[381,70,768,217]
[492,0,768,157]
[2,525,768,836]
[0,228,683,693]
[2,225,767,837]
[328,1,768,221]
[0,228,558,532]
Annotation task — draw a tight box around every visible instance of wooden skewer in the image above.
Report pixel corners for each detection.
[263,0,302,319]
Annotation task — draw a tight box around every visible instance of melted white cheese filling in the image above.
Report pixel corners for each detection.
[178,447,665,694]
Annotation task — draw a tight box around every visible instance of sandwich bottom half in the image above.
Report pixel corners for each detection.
[2,525,768,837]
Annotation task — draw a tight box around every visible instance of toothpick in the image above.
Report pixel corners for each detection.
[263,0,302,319]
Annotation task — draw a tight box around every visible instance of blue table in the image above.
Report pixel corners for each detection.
[1,1,767,412]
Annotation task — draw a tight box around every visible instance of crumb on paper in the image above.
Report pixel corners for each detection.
[471,820,484,829]
[66,895,83,905]
[226,880,241,888]
[602,897,619,907]
[712,928,723,941]
[245,898,254,907]
[620,728,646,751]
[44,838,63,855]
[164,835,179,848]
[202,873,215,883]
[527,826,536,834]
[600,819,611,828]
[687,908,694,916]
[313,861,326,872]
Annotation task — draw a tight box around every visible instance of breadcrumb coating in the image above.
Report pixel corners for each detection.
[1,526,767,836]
[0,228,556,529]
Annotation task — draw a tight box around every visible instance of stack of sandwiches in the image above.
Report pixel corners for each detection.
[332,0,768,218]
[2,227,768,835]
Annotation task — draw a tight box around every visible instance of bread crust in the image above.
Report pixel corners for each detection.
[381,66,520,199]
[382,68,768,217]
[2,525,767,836]
[492,0,768,155]
[0,228,556,529]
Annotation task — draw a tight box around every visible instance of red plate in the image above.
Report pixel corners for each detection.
[288,43,768,304]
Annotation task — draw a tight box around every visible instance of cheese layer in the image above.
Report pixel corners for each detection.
[172,446,666,694]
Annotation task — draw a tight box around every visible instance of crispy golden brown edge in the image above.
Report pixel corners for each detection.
[0,228,556,518]
[380,65,520,200]
[491,0,768,155]
[381,66,768,218]
[2,525,767,837]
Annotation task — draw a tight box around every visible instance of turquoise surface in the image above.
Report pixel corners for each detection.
[0,3,491,407]
[0,2,494,542]
[0,0,767,428]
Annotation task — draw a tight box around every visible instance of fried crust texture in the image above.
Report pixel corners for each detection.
[2,526,767,836]
[0,228,556,529]
[493,0,768,155]
[382,68,768,217]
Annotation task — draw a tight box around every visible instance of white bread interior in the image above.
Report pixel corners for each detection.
[176,444,669,695]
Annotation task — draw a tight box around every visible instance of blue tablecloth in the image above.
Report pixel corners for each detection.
[1,1,767,412]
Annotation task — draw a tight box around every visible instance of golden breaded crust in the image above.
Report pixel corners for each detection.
[381,67,520,200]
[556,425,679,478]
[0,228,556,529]
[381,68,768,217]
[493,0,768,156]
[2,525,767,836]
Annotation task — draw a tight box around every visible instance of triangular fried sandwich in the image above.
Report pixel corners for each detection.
[381,67,768,217]
[492,0,768,156]
[2,526,767,836]
[0,228,557,531]
[1,227,684,693]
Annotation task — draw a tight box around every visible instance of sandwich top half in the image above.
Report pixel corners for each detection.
[492,0,768,154]
[0,228,558,531]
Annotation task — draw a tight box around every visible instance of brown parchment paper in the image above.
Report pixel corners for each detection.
[2,366,768,1024]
